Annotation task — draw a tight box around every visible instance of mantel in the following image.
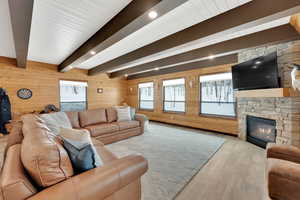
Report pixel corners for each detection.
[235,88,300,98]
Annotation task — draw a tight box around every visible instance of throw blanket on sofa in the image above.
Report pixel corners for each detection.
[40,112,72,135]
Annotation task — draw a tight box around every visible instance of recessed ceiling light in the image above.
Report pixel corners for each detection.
[90,51,96,55]
[209,55,215,60]
[155,67,160,71]
[125,74,128,77]
[148,11,158,19]
[255,60,262,65]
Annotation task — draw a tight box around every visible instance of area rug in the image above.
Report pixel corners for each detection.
[106,122,225,200]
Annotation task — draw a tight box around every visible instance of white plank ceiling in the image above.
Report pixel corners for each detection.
[0,0,15,58]
[0,0,293,72]
[77,0,253,69]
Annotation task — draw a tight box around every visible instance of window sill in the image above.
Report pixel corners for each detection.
[163,110,186,115]
[138,109,154,112]
[199,114,237,121]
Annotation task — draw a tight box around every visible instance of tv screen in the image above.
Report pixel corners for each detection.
[232,52,280,91]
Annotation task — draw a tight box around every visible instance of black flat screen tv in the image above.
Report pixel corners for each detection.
[232,52,280,91]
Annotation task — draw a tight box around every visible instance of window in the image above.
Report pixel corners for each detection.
[59,80,87,111]
[163,78,185,112]
[200,72,236,117]
[138,82,154,110]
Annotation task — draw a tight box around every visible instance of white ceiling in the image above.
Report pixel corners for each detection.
[0,0,295,73]
[115,16,291,74]
[78,0,252,69]
[0,0,132,64]
[0,0,15,58]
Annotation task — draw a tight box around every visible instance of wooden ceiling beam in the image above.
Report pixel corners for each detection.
[89,0,300,75]
[291,14,300,34]
[58,0,189,72]
[123,24,300,79]
[127,54,238,80]
[8,0,34,68]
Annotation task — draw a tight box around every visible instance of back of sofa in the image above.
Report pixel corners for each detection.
[0,122,38,200]
[66,107,118,129]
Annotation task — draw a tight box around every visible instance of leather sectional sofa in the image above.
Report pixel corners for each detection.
[66,107,146,144]
[266,143,300,200]
[0,107,148,200]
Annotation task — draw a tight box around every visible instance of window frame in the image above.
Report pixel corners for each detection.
[59,79,88,111]
[199,73,237,119]
[162,77,186,114]
[138,81,155,111]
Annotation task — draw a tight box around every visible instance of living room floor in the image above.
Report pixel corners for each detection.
[0,122,266,200]
[174,126,266,200]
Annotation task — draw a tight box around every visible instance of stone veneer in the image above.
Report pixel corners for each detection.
[237,40,300,147]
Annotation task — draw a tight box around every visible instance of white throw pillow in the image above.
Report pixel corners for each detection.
[116,107,132,122]
[40,112,72,135]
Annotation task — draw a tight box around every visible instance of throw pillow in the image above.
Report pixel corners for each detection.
[40,112,72,135]
[116,107,132,122]
[130,107,136,120]
[59,128,103,173]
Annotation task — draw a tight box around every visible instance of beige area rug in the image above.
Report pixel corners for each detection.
[106,122,225,200]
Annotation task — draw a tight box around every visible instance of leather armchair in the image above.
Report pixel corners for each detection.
[27,155,148,200]
[266,143,300,200]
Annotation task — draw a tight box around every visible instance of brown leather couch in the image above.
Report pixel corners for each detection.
[266,143,300,200]
[0,113,148,200]
[66,107,146,144]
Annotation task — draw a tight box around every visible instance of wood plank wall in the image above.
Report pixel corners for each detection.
[0,57,127,116]
[126,64,238,135]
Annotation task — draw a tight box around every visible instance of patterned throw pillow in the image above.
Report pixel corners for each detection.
[116,107,132,122]
[59,128,103,173]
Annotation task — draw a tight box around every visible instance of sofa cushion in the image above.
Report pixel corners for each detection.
[85,123,119,137]
[21,114,74,188]
[0,144,37,200]
[117,120,140,131]
[65,111,80,128]
[79,108,107,127]
[106,107,117,123]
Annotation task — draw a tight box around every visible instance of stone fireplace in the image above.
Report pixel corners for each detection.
[237,40,300,148]
[238,97,300,147]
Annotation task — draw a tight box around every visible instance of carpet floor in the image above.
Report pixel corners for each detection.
[106,122,225,200]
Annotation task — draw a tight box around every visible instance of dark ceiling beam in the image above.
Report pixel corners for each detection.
[59,0,189,72]
[127,54,238,80]
[89,0,300,75]
[8,0,34,68]
[122,24,300,79]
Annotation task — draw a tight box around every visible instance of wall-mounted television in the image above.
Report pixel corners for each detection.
[232,52,280,91]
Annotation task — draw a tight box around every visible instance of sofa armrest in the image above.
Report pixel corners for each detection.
[27,155,148,200]
[267,143,300,164]
[268,158,300,200]
[134,114,147,132]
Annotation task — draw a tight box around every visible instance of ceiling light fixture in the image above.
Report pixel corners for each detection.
[90,51,96,55]
[148,11,158,19]
[209,55,215,60]
[255,60,262,65]
[125,74,128,77]
[155,67,160,71]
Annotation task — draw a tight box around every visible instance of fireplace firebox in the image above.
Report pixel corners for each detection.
[246,115,276,148]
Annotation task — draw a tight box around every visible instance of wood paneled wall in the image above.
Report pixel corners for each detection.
[0,57,127,115]
[127,64,238,135]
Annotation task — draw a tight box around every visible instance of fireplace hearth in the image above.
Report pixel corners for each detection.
[246,115,276,148]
